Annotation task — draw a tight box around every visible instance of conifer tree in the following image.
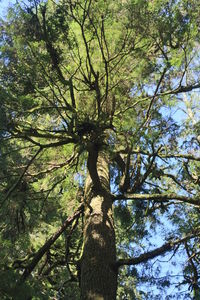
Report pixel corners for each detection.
[0,0,200,299]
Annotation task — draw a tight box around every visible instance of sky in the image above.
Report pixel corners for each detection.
[0,0,16,18]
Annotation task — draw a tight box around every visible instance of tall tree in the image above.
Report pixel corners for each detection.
[0,0,200,299]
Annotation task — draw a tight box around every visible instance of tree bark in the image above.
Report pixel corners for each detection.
[80,150,117,300]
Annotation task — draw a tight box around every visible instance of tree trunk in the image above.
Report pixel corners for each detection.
[80,150,117,300]
[193,284,200,300]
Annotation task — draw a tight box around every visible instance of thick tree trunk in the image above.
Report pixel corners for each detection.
[80,150,117,300]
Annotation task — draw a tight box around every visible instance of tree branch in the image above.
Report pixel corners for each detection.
[1,147,42,207]
[113,192,200,207]
[19,203,84,283]
[116,232,200,268]
[117,148,200,162]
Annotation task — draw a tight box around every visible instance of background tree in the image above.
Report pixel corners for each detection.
[0,0,200,299]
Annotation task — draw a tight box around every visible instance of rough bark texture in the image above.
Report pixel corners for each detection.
[80,151,117,300]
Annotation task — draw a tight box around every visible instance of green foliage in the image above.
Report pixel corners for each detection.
[0,0,200,298]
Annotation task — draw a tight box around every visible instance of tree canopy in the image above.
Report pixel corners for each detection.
[0,0,200,299]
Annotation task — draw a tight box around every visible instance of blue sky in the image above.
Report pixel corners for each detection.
[0,0,15,17]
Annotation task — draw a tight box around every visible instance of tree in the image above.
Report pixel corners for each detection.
[0,0,200,299]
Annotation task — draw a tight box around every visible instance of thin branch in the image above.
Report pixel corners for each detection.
[1,147,42,207]
[145,67,167,121]
[115,82,200,117]
[116,148,200,162]
[163,173,194,194]
[131,145,162,192]
[19,203,84,283]
[116,232,200,268]
[21,136,78,149]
